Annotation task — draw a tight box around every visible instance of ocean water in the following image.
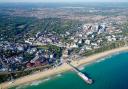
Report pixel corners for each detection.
[11,51,128,89]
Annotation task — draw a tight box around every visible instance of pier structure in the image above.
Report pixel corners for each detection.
[68,63,93,84]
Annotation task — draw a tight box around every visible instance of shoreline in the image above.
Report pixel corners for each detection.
[1,46,128,89]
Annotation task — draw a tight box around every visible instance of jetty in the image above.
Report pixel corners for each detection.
[67,62,93,84]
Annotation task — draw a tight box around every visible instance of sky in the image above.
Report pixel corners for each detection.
[0,0,128,3]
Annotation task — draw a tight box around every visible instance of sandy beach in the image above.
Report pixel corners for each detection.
[1,46,128,89]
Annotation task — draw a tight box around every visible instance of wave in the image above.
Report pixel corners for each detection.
[56,74,62,77]
[15,77,51,89]
[16,86,24,89]
[96,60,102,63]
[30,77,51,86]
[96,52,121,63]
[96,58,106,63]
[15,84,29,89]
[30,81,43,86]
[100,58,106,61]
[42,77,51,82]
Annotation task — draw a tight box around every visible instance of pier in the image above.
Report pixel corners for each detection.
[67,63,93,84]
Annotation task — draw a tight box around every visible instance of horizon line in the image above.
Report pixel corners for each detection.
[0,1,128,3]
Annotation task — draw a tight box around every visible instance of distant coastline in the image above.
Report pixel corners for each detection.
[1,2,128,9]
[1,46,128,89]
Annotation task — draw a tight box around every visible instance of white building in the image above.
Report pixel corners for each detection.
[85,40,91,45]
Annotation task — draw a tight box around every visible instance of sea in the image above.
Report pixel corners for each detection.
[10,51,128,89]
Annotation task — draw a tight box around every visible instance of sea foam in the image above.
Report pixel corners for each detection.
[30,80,43,86]
[15,84,29,89]
[96,52,121,63]
[30,77,51,86]
[96,58,106,63]
[56,74,62,77]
